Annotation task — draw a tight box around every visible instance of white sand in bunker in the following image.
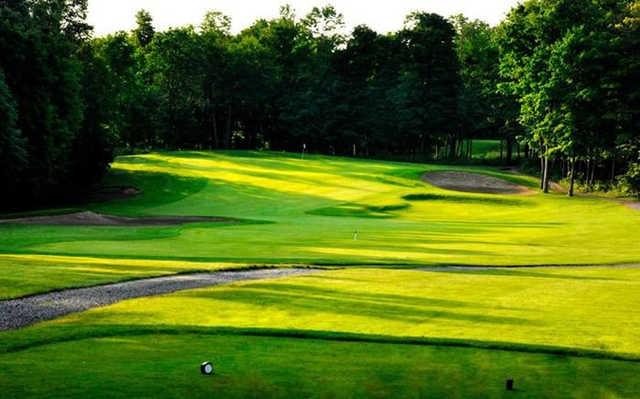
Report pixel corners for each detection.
[422,171,532,195]
[0,211,229,226]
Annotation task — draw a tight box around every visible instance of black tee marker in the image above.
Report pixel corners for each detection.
[506,379,514,391]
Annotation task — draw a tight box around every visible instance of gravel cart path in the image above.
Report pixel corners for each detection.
[0,268,318,331]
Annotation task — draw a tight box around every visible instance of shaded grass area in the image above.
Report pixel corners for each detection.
[2,333,638,398]
[3,325,640,362]
[307,203,410,218]
[0,218,267,255]
[93,169,210,216]
[402,193,523,206]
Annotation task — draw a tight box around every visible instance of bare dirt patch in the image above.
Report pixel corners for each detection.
[422,171,532,195]
[623,201,640,211]
[0,211,229,226]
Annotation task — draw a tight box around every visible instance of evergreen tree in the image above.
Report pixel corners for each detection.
[134,9,155,47]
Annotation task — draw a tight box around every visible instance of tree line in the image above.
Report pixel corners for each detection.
[1,0,638,209]
[499,0,639,196]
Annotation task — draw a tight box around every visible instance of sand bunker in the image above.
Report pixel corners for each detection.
[422,171,531,195]
[0,211,228,226]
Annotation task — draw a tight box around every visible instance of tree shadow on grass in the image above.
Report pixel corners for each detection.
[430,220,563,228]
[94,170,209,214]
[372,222,564,245]
[307,203,410,219]
[420,268,623,282]
[402,193,525,206]
[0,224,183,253]
[301,242,501,263]
[342,172,418,188]
[238,281,526,311]
[182,283,537,326]
[4,324,640,363]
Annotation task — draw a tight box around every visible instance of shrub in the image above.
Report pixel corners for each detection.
[620,162,640,199]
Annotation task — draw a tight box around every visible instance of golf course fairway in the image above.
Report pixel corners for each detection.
[1,151,639,398]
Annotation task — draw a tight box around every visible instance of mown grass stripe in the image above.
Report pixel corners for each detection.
[3,325,639,363]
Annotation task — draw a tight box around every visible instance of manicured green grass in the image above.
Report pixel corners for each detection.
[0,151,638,296]
[0,254,260,300]
[1,151,639,397]
[2,267,640,397]
[1,333,638,398]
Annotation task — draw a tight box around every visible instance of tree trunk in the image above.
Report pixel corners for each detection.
[211,107,219,150]
[225,104,232,149]
[506,138,513,164]
[543,156,550,193]
[610,158,616,183]
[568,157,576,197]
[540,156,545,190]
[448,136,457,160]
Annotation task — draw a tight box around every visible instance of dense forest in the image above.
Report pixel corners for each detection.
[0,0,638,208]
